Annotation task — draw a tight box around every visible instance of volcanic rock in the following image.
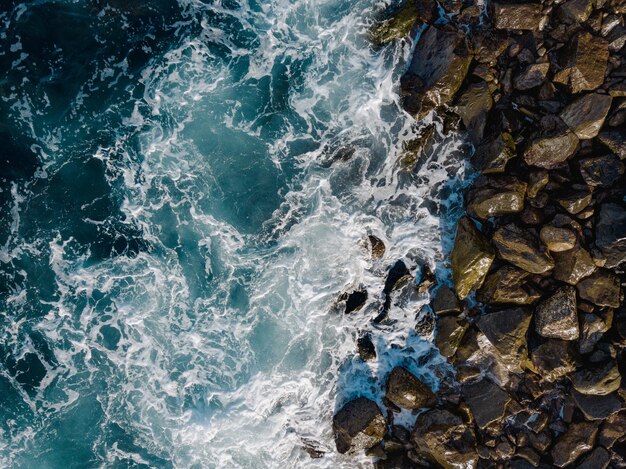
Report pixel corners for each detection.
[577,269,621,308]
[477,307,532,371]
[473,132,516,174]
[432,284,461,315]
[595,203,626,268]
[530,340,578,382]
[572,389,623,420]
[454,80,493,143]
[435,315,469,358]
[570,361,621,395]
[523,129,579,169]
[451,217,495,299]
[492,223,554,274]
[560,93,612,139]
[554,32,609,93]
[493,3,542,31]
[551,421,598,467]
[535,286,579,340]
[552,245,597,285]
[539,225,576,252]
[580,155,624,187]
[476,266,540,305]
[462,377,510,428]
[514,62,549,90]
[466,176,527,220]
[333,397,386,453]
[386,367,436,410]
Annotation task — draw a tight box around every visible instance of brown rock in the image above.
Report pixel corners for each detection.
[492,224,554,274]
[435,315,469,358]
[529,340,578,382]
[477,266,540,305]
[553,245,597,285]
[493,3,542,31]
[462,377,510,428]
[560,93,612,139]
[577,269,621,308]
[598,129,626,159]
[535,286,579,340]
[454,81,493,143]
[432,284,461,315]
[557,0,593,23]
[473,132,516,174]
[595,203,626,268]
[550,421,598,467]
[477,307,532,371]
[514,62,549,90]
[386,367,436,410]
[466,176,527,220]
[570,361,621,395]
[579,309,613,354]
[451,217,495,299]
[333,397,386,453]
[580,155,625,187]
[557,190,592,215]
[368,235,386,260]
[539,225,576,252]
[577,447,610,469]
[598,410,626,448]
[554,32,609,93]
[523,130,579,169]
[357,333,376,361]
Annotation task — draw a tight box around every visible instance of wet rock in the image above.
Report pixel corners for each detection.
[577,447,610,469]
[554,32,609,93]
[432,284,461,315]
[557,0,593,23]
[466,176,527,220]
[400,124,436,169]
[477,307,532,372]
[580,155,624,187]
[451,217,495,299]
[386,367,436,410]
[477,266,541,305]
[333,397,386,453]
[598,410,626,448]
[557,189,592,215]
[598,129,626,159]
[493,3,542,31]
[560,93,612,139]
[435,315,469,358]
[401,26,472,118]
[383,260,410,294]
[551,421,598,468]
[579,310,613,354]
[523,130,579,169]
[527,170,549,198]
[370,0,432,45]
[572,389,623,420]
[595,203,626,268]
[552,245,597,285]
[341,288,368,314]
[577,269,621,308]
[570,361,621,396]
[473,132,516,174]
[492,223,554,274]
[368,235,386,260]
[514,62,549,90]
[415,309,435,336]
[539,225,576,252]
[535,286,579,340]
[454,81,493,142]
[411,409,478,469]
[357,333,376,361]
[462,377,510,428]
[529,340,578,382]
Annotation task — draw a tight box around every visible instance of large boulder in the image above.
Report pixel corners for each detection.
[477,266,541,305]
[462,377,510,428]
[411,409,478,469]
[534,286,579,341]
[577,269,621,308]
[454,81,493,142]
[473,132,516,174]
[523,129,579,169]
[570,361,621,396]
[401,26,472,118]
[477,307,532,372]
[385,367,436,410]
[550,422,599,467]
[451,217,495,299]
[466,176,527,220]
[554,32,609,93]
[560,93,612,139]
[493,3,542,31]
[492,224,554,274]
[552,245,596,285]
[595,203,626,268]
[572,389,623,420]
[333,397,386,453]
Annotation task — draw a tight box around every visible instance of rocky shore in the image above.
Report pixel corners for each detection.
[333,0,626,466]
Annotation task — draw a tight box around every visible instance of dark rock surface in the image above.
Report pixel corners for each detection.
[333,397,386,453]
[385,367,436,410]
[492,223,554,274]
[534,286,579,340]
[451,217,495,299]
[461,377,510,428]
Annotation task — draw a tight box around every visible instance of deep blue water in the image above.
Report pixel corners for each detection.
[0,1,468,467]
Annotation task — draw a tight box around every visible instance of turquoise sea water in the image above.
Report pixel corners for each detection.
[0,1,468,467]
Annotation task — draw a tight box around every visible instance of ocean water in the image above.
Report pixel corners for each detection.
[0,1,469,467]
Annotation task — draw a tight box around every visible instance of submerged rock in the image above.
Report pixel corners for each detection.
[333,397,386,454]
[466,176,527,220]
[560,93,612,139]
[535,286,579,340]
[595,203,626,268]
[554,32,609,93]
[523,129,579,169]
[477,266,540,305]
[577,269,621,308]
[570,361,621,396]
[451,217,495,299]
[550,421,598,467]
[462,377,510,428]
[492,223,554,274]
[386,367,436,410]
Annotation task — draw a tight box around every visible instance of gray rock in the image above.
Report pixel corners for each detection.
[451,217,495,299]
[477,307,532,372]
[577,447,610,469]
[551,421,599,468]
[432,284,461,315]
[570,361,621,396]
[492,223,554,274]
[386,367,436,410]
[579,310,613,354]
[514,62,549,90]
[560,93,612,139]
[595,203,626,268]
[493,3,542,31]
[462,377,510,428]
[333,397,386,453]
[523,130,579,169]
[454,80,493,143]
[577,269,621,308]
[535,286,579,340]
[474,132,516,174]
[435,315,469,358]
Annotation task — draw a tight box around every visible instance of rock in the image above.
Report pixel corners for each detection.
[368,235,386,260]
[462,377,510,428]
[554,32,609,93]
[579,310,613,354]
[435,315,469,358]
[386,367,436,410]
[415,309,435,336]
[527,170,549,198]
[535,286,579,340]
[333,397,386,454]
[552,245,597,285]
[451,217,495,299]
[598,411,626,448]
[383,260,410,294]
[477,307,532,372]
[577,269,621,308]
[473,132,516,174]
[492,224,554,274]
[557,189,592,215]
[598,129,626,159]
[570,361,621,395]
[514,62,549,90]
[539,225,576,252]
[466,176,527,220]
[370,0,432,45]
[529,340,578,382]
[401,26,472,118]
[523,130,579,169]
[580,155,624,187]
[572,389,623,420]
[595,203,626,268]
[357,333,376,361]
[493,3,542,31]
[551,422,599,467]
[557,0,593,23]
[400,124,436,169]
[411,409,478,469]
[341,288,368,314]
[577,447,610,469]
[560,93,612,139]
[454,81,493,143]
[477,266,541,305]
[432,284,461,315]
